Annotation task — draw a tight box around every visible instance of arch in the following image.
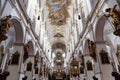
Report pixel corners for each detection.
[11,18,24,43]
[95,15,108,41]
[52,42,66,53]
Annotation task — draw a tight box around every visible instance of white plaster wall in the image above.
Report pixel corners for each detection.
[101,65,114,80]
[1,1,13,17]
[80,74,86,80]
[87,71,94,80]
[7,66,19,80]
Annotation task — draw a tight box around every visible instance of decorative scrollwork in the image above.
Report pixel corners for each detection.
[105,5,120,36]
[0,15,11,43]
[69,56,79,77]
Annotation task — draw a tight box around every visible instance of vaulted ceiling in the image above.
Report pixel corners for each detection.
[42,0,77,56]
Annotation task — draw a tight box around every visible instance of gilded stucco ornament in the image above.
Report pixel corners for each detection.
[105,5,120,36]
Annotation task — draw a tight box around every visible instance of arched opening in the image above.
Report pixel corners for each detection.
[52,42,66,52]
[95,15,108,41]
[34,51,39,68]
[11,18,24,43]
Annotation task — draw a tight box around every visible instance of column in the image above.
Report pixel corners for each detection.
[95,41,114,80]
[13,43,24,80]
[25,55,34,80]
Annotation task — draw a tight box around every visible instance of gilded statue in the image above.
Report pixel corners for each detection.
[0,15,11,34]
[87,39,97,61]
[105,5,120,36]
[0,15,11,42]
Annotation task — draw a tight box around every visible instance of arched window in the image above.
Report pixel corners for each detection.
[26,61,32,71]
[87,60,93,70]
[100,49,110,64]
[11,51,20,65]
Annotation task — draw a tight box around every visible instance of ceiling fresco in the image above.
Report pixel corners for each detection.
[46,0,71,26]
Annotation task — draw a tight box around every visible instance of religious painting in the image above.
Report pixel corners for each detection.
[105,5,120,36]
[80,67,84,74]
[46,0,71,26]
[99,49,110,64]
[11,51,20,65]
[86,60,93,70]
[26,61,32,71]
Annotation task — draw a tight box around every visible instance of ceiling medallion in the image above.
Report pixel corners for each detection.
[46,0,71,26]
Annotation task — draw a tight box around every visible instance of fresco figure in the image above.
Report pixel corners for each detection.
[46,0,71,26]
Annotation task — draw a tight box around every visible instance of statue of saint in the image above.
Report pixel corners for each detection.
[0,15,11,34]
[105,5,120,30]
[87,39,96,61]
[0,15,11,42]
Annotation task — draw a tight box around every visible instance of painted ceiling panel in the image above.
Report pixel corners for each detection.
[46,0,71,26]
